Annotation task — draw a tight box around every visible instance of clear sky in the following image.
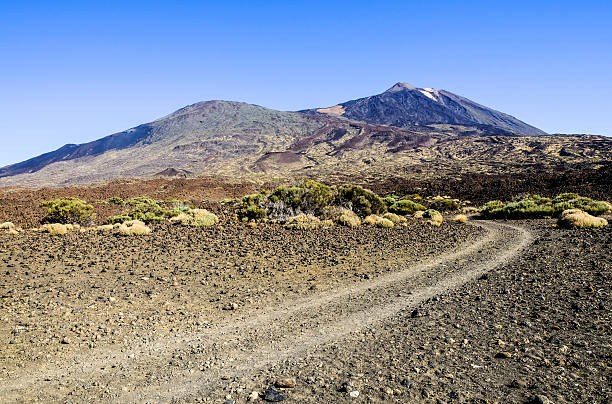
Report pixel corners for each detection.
[1,0,610,167]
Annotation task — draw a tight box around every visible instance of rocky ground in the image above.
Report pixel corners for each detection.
[0,216,609,403]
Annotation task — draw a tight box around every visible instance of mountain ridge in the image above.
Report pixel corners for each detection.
[307,82,547,137]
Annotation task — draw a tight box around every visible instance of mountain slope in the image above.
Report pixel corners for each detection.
[0,101,434,186]
[307,82,547,136]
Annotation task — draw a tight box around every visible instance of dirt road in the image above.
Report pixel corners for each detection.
[0,221,532,402]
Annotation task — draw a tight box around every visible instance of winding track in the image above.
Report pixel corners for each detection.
[1,220,532,403]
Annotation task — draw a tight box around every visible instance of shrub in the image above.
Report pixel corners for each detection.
[462,206,479,214]
[321,219,334,227]
[429,196,460,212]
[335,209,361,227]
[284,214,321,230]
[118,220,151,236]
[336,185,386,217]
[378,218,394,228]
[170,209,219,228]
[480,193,610,219]
[552,195,611,216]
[95,224,114,231]
[423,209,443,226]
[389,199,426,215]
[0,222,15,230]
[106,197,187,224]
[40,223,68,236]
[241,204,268,221]
[40,198,95,225]
[454,214,468,223]
[558,209,607,228]
[106,197,124,205]
[383,212,406,224]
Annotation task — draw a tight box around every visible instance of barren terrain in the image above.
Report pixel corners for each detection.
[1,215,610,403]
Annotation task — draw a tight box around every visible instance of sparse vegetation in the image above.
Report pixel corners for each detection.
[107,197,188,224]
[423,209,443,226]
[336,185,386,217]
[118,220,152,236]
[284,214,321,230]
[558,209,608,228]
[169,209,219,228]
[388,199,426,215]
[480,193,611,219]
[40,198,95,225]
[335,209,361,227]
[428,196,461,212]
[454,214,468,223]
[40,223,69,236]
[382,212,406,224]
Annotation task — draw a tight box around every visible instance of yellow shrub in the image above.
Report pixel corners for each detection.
[41,223,68,236]
[378,218,394,228]
[462,206,478,214]
[363,215,383,225]
[119,220,151,236]
[0,222,15,230]
[454,214,468,223]
[383,213,406,224]
[169,209,219,228]
[321,219,334,227]
[95,224,114,231]
[337,209,361,227]
[558,209,607,228]
[414,211,424,219]
[284,214,321,230]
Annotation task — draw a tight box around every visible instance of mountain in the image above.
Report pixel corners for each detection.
[306,82,547,137]
[0,101,434,186]
[1,86,609,188]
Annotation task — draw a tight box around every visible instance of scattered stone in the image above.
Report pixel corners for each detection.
[339,380,354,392]
[61,337,71,344]
[495,351,512,359]
[275,378,296,388]
[510,379,527,388]
[248,391,260,401]
[264,386,285,402]
[526,394,551,404]
[224,400,235,404]
[223,302,238,311]
[349,390,359,398]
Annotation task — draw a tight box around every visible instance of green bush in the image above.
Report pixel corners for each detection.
[106,197,124,205]
[106,197,187,224]
[479,193,610,219]
[336,185,386,217]
[40,198,96,225]
[429,197,460,212]
[389,199,426,215]
[241,205,268,221]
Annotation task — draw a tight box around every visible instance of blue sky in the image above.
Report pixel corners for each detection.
[1,0,611,167]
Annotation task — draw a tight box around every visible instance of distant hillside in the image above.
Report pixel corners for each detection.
[0,101,434,187]
[306,82,547,137]
[1,86,609,188]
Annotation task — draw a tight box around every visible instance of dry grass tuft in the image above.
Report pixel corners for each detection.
[363,215,383,225]
[321,219,334,227]
[363,214,394,228]
[337,209,361,227]
[383,213,406,224]
[170,209,219,228]
[118,220,151,236]
[0,222,15,230]
[454,214,468,223]
[558,209,608,228]
[284,214,321,230]
[40,223,68,236]
[423,209,444,227]
[462,206,478,214]
[414,211,425,219]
